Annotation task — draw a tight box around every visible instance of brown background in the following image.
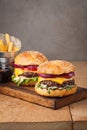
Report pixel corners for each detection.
[0,0,87,60]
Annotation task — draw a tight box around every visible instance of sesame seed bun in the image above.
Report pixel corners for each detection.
[15,51,48,65]
[37,60,75,75]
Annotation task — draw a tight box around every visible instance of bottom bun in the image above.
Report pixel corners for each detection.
[35,85,77,97]
[23,81,37,86]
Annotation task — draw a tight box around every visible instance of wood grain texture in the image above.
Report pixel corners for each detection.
[0,61,87,130]
[70,62,87,130]
[70,99,87,130]
[0,83,86,109]
[72,62,87,88]
[0,122,72,130]
[70,99,87,121]
[0,94,71,122]
[73,122,87,130]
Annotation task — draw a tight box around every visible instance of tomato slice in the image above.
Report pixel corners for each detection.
[26,65,38,71]
[14,64,38,71]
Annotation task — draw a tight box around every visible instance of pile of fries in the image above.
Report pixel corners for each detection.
[0,33,20,52]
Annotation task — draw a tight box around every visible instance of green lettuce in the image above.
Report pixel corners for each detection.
[36,83,58,94]
[36,83,75,94]
[12,75,38,86]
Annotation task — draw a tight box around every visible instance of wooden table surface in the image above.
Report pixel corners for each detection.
[0,61,87,130]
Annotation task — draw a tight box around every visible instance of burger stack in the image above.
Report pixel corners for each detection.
[12,51,77,97]
[35,60,77,97]
[12,51,47,86]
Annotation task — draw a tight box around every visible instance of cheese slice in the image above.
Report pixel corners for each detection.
[15,68,23,76]
[38,76,74,84]
[14,68,37,76]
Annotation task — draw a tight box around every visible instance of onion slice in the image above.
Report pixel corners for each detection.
[38,72,75,79]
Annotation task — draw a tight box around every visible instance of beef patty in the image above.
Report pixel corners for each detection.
[40,79,75,88]
[19,72,38,78]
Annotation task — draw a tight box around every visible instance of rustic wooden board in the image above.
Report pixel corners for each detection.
[0,82,87,109]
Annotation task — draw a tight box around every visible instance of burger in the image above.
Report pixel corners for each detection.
[35,60,77,97]
[12,51,48,86]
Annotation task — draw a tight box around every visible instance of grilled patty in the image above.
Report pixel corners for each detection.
[19,72,38,78]
[40,79,75,88]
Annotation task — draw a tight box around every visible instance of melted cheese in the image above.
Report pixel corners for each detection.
[38,77,74,84]
[15,68,24,76]
[14,68,37,76]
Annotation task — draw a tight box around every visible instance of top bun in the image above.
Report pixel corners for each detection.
[15,51,48,65]
[37,60,75,74]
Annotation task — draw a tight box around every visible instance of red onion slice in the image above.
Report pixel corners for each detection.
[38,72,75,79]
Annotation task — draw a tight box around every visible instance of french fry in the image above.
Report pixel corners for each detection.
[3,44,8,52]
[8,41,13,52]
[13,46,20,51]
[5,33,11,52]
[0,33,20,52]
[0,40,8,52]
[0,40,4,51]
[5,33,10,44]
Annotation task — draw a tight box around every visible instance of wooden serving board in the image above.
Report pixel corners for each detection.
[0,82,87,109]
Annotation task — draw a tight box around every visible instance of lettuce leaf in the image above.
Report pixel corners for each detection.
[12,75,38,86]
[36,83,75,94]
[36,83,58,94]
